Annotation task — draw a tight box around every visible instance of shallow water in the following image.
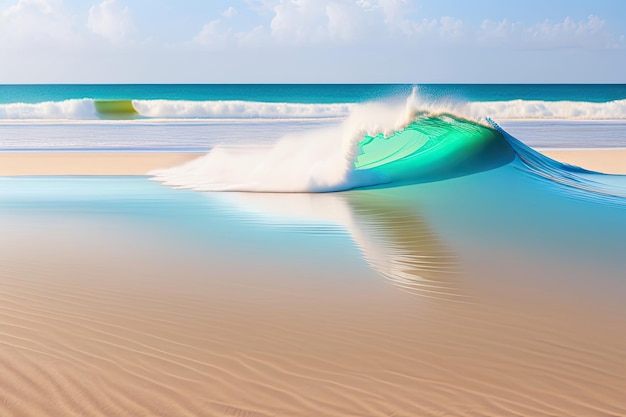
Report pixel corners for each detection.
[1,120,625,151]
[1,171,625,416]
[2,84,626,415]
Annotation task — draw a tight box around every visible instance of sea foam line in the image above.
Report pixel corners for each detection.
[150,100,415,193]
[132,99,353,119]
[0,99,97,120]
[0,97,625,121]
[0,99,353,120]
[465,99,626,121]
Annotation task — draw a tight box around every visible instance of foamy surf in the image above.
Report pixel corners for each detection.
[0,98,354,121]
[1,96,626,121]
[3,83,626,417]
[132,99,353,119]
[149,94,514,193]
[152,94,626,202]
[0,98,97,120]
[150,100,419,192]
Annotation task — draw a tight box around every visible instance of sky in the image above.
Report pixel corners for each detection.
[0,0,625,83]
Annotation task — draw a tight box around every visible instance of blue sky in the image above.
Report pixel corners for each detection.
[0,0,624,83]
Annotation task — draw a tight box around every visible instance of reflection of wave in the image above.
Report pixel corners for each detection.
[345,192,462,301]
[212,191,462,301]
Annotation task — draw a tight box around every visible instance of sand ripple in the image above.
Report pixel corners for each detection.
[1,216,625,416]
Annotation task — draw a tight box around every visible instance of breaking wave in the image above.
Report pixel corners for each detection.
[149,95,514,192]
[151,95,626,199]
[0,97,625,121]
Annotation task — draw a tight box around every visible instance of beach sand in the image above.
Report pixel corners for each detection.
[0,149,625,176]
[541,149,626,175]
[1,150,626,416]
[0,152,201,176]
[1,196,625,417]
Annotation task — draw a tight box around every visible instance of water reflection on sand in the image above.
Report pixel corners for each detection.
[2,176,626,416]
[213,191,463,301]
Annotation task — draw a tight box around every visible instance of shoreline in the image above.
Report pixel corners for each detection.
[0,149,625,176]
[0,151,202,176]
[538,149,626,174]
[2,171,626,416]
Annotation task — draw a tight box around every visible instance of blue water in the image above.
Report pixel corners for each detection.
[1,84,626,104]
[0,84,624,150]
[2,167,625,298]
[0,84,410,104]
[2,85,626,416]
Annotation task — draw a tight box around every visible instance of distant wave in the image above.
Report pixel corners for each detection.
[466,99,626,120]
[132,99,352,119]
[0,99,96,120]
[0,97,625,121]
[0,99,353,121]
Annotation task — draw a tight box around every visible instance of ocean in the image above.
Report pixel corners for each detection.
[1,84,626,415]
[0,84,625,151]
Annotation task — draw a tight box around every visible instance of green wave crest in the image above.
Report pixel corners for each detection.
[354,114,516,186]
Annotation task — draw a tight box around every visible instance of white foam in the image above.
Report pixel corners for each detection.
[150,100,415,192]
[1,96,625,121]
[466,99,626,121]
[132,100,352,119]
[395,90,626,121]
[0,98,352,121]
[0,99,96,120]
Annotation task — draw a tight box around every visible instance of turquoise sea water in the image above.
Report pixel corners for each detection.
[1,84,625,234]
[1,84,626,104]
[0,84,625,150]
[2,163,626,301]
[2,85,626,414]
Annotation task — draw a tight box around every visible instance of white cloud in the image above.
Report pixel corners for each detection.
[243,0,276,14]
[236,25,271,47]
[269,0,329,44]
[242,0,463,45]
[187,1,624,54]
[193,0,377,48]
[192,19,232,49]
[325,2,359,43]
[409,18,438,35]
[439,16,464,39]
[261,0,407,44]
[377,0,410,25]
[0,0,79,49]
[223,6,237,18]
[480,15,620,49]
[87,0,134,44]
[397,16,465,40]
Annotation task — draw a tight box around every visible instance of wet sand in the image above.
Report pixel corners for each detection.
[541,149,626,175]
[1,142,626,417]
[0,148,625,176]
[0,152,202,176]
[2,212,625,417]
[1,174,626,416]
